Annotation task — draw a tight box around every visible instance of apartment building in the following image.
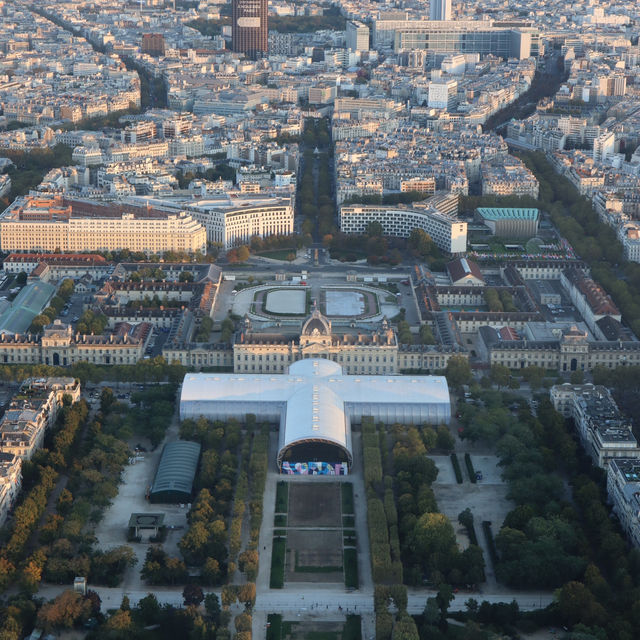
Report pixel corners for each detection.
[188,199,293,249]
[481,160,539,199]
[0,196,207,255]
[339,204,467,254]
[551,384,640,469]
[0,377,80,524]
[0,452,21,526]
[3,253,113,279]
[607,459,640,547]
[0,320,148,366]
[618,221,640,263]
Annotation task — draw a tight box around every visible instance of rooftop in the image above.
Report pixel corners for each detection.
[476,207,540,221]
[0,281,56,335]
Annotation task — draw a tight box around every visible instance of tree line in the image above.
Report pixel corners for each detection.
[458,389,640,638]
[517,151,640,337]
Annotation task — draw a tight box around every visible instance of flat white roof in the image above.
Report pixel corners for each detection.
[180,359,451,467]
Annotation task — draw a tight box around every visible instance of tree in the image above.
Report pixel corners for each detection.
[15,272,27,286]
[202,556,222,585]
[570,369,584,384]
[490,364,511,389]
[236,245,250,262]
[136,593,161,625]
[419,324,435,345]
[367,220,384,237]
[408,228,438,259]
[204,593,221,624]
[36,590,92,631]
[412,513,457,568]
[436,426,454,451]
[237,582,256,605]
[444,356,472,389]
[520,365,546,390]
[557,581,607,627]
[179,270,194,282]
[435,583,454,630]
[234,612,252,632]
[58,279,75,301]
[221,585,236,607]
[104,609,133,635]
[100,387,115,413]
[183,584,204,607]
[392,611,419,639]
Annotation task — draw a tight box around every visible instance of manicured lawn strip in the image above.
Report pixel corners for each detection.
[344,615,362,640]
[482,521,499,567]
[450,453,463,483]
[344,548,359,589]
[344,529,357,546]
[464,453,477,483]
[270,537,286,588]
[274,514,287,527]
[275,481,289,513]
[266,614,282,640]
[256,248,296,261]
[343,515,355,528]
[341,483,354,514]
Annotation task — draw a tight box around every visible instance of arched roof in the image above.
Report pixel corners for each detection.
[150,440,201,502]
[277,374,352,466]
[180,359,451,470]
[301,309,331,336]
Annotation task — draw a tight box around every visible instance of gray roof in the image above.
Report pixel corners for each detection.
[150,440,201,499]
[0,281,56,335]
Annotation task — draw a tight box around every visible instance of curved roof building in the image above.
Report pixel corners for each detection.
[180,358,451,471]
[149,440,201,503]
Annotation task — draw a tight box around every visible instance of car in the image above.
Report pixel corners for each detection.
[73,316,79,322]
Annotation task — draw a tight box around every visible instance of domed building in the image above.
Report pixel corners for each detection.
[233,308,399,375]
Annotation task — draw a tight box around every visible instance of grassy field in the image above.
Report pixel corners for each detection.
[270,536,286,588]
[266,617,361,640]
[344,548,359,589]
[341,483,354,514]
[256,248,296,261]
[343,515,355,528]
[276,481,289,513]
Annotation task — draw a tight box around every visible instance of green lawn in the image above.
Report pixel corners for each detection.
[266,614,282,640]
[341,483,354,514]
[344,548,359,589]
[266,616,361,640]
[270,536,286,588]
[276,481,289,513]
[274,514,287,527]
[256,248,296,261]
[343,515,355,528]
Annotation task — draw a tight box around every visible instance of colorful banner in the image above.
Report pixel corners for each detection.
[281,461,348,476]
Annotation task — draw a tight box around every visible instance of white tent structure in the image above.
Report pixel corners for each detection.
[180,358,451,471]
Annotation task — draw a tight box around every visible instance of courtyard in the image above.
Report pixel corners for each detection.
[264,288,307,315]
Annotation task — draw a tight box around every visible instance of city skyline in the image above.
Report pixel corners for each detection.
[0,1,639,639]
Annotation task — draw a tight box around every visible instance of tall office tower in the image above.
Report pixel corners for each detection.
[232,0,268,59]
[346,21,370,52]
[430,0,452,21]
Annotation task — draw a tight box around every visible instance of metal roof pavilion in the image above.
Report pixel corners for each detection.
[476,207,540,221]
[180,358,451,469]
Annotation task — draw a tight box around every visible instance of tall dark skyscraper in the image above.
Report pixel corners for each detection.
[232,0,268,59]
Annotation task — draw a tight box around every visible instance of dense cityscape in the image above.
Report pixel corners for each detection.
[0,0,640,639]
